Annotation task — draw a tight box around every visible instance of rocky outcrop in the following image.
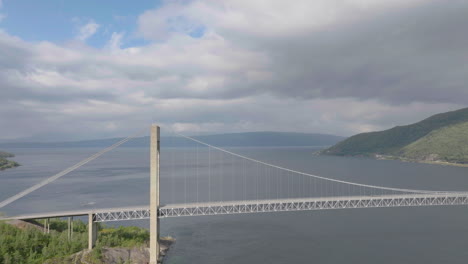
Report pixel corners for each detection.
[45,238,175,264]
[5,219,44,231]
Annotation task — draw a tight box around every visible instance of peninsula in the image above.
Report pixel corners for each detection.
[0,151,19,170]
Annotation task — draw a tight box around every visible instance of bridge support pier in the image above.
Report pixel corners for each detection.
[150,124,160,264]
[44,218,50,234]
[88,213,97,250]
[67,217,74,240]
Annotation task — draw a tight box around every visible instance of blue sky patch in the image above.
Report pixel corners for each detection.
[0,0,163,47]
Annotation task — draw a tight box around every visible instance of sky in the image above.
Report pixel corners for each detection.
[0,0,467,141]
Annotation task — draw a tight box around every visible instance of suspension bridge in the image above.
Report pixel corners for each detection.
[1,124,468,263]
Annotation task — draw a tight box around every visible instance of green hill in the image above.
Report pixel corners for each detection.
[322,107,468,165]
[400,121,468,163]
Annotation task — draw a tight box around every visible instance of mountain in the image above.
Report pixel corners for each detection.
[322,107,468,164]
[0,132,344,149]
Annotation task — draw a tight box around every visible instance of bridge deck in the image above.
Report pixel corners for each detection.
[0,205,149,221]
[157,192,468,219]
[1,193,468,222]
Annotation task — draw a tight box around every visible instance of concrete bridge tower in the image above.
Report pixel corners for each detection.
[150,124,160,264]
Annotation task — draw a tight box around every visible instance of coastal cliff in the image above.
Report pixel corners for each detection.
[44,238,174,264]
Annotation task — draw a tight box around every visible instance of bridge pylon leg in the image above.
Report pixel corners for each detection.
[88,213,97,250]
[150,124,160,264]
[68,217,71,240]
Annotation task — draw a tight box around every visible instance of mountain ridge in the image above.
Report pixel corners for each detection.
[0,131,345,148]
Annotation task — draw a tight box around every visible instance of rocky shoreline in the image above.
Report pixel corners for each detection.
[3,219,175,264]
[46,238,175,264]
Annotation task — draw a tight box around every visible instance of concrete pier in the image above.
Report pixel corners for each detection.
[150,124,160,264]
[88,213,97,250]
[44,218,50,234]
[68,217,71,240]
[67,216,74,240]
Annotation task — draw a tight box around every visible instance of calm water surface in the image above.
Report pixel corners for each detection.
[1,147,468,264]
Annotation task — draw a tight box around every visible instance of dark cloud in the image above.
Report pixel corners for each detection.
[238,0,468,104]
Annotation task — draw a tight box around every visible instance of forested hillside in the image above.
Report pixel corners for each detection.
[322,107,468,165]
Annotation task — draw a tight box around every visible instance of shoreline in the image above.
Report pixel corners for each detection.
[375,154,468,168]
[318,151,468,168]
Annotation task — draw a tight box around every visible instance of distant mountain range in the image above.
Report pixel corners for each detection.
[322,107,468,165]
[0,132,345,148]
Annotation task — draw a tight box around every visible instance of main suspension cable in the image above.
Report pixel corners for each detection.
[0,129,145,209]
[175,133,447,195]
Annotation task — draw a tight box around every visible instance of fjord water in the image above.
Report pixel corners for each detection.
[1,147,468,264]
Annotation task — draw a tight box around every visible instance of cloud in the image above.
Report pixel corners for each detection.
[0,0,466,141]
[76,20,100,41]
[137,0,426,41]
[105,32,124,51]
[136,0,468,105]
[188,0,425,38]
[138,2,205,40]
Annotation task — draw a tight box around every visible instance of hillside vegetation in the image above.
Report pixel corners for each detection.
[0,151,19,171]
[0,218,156,264]
[0,219,89,264]
[322,107,468,165]
[401,121,468,164]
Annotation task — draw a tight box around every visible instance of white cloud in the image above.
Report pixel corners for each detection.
[138,2,204,40]
[0,0,466,141]
[105,32,124,51]
[76,21,100,41]
[138,0,425,40]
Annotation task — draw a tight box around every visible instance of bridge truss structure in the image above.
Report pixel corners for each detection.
[5,192,468,223]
